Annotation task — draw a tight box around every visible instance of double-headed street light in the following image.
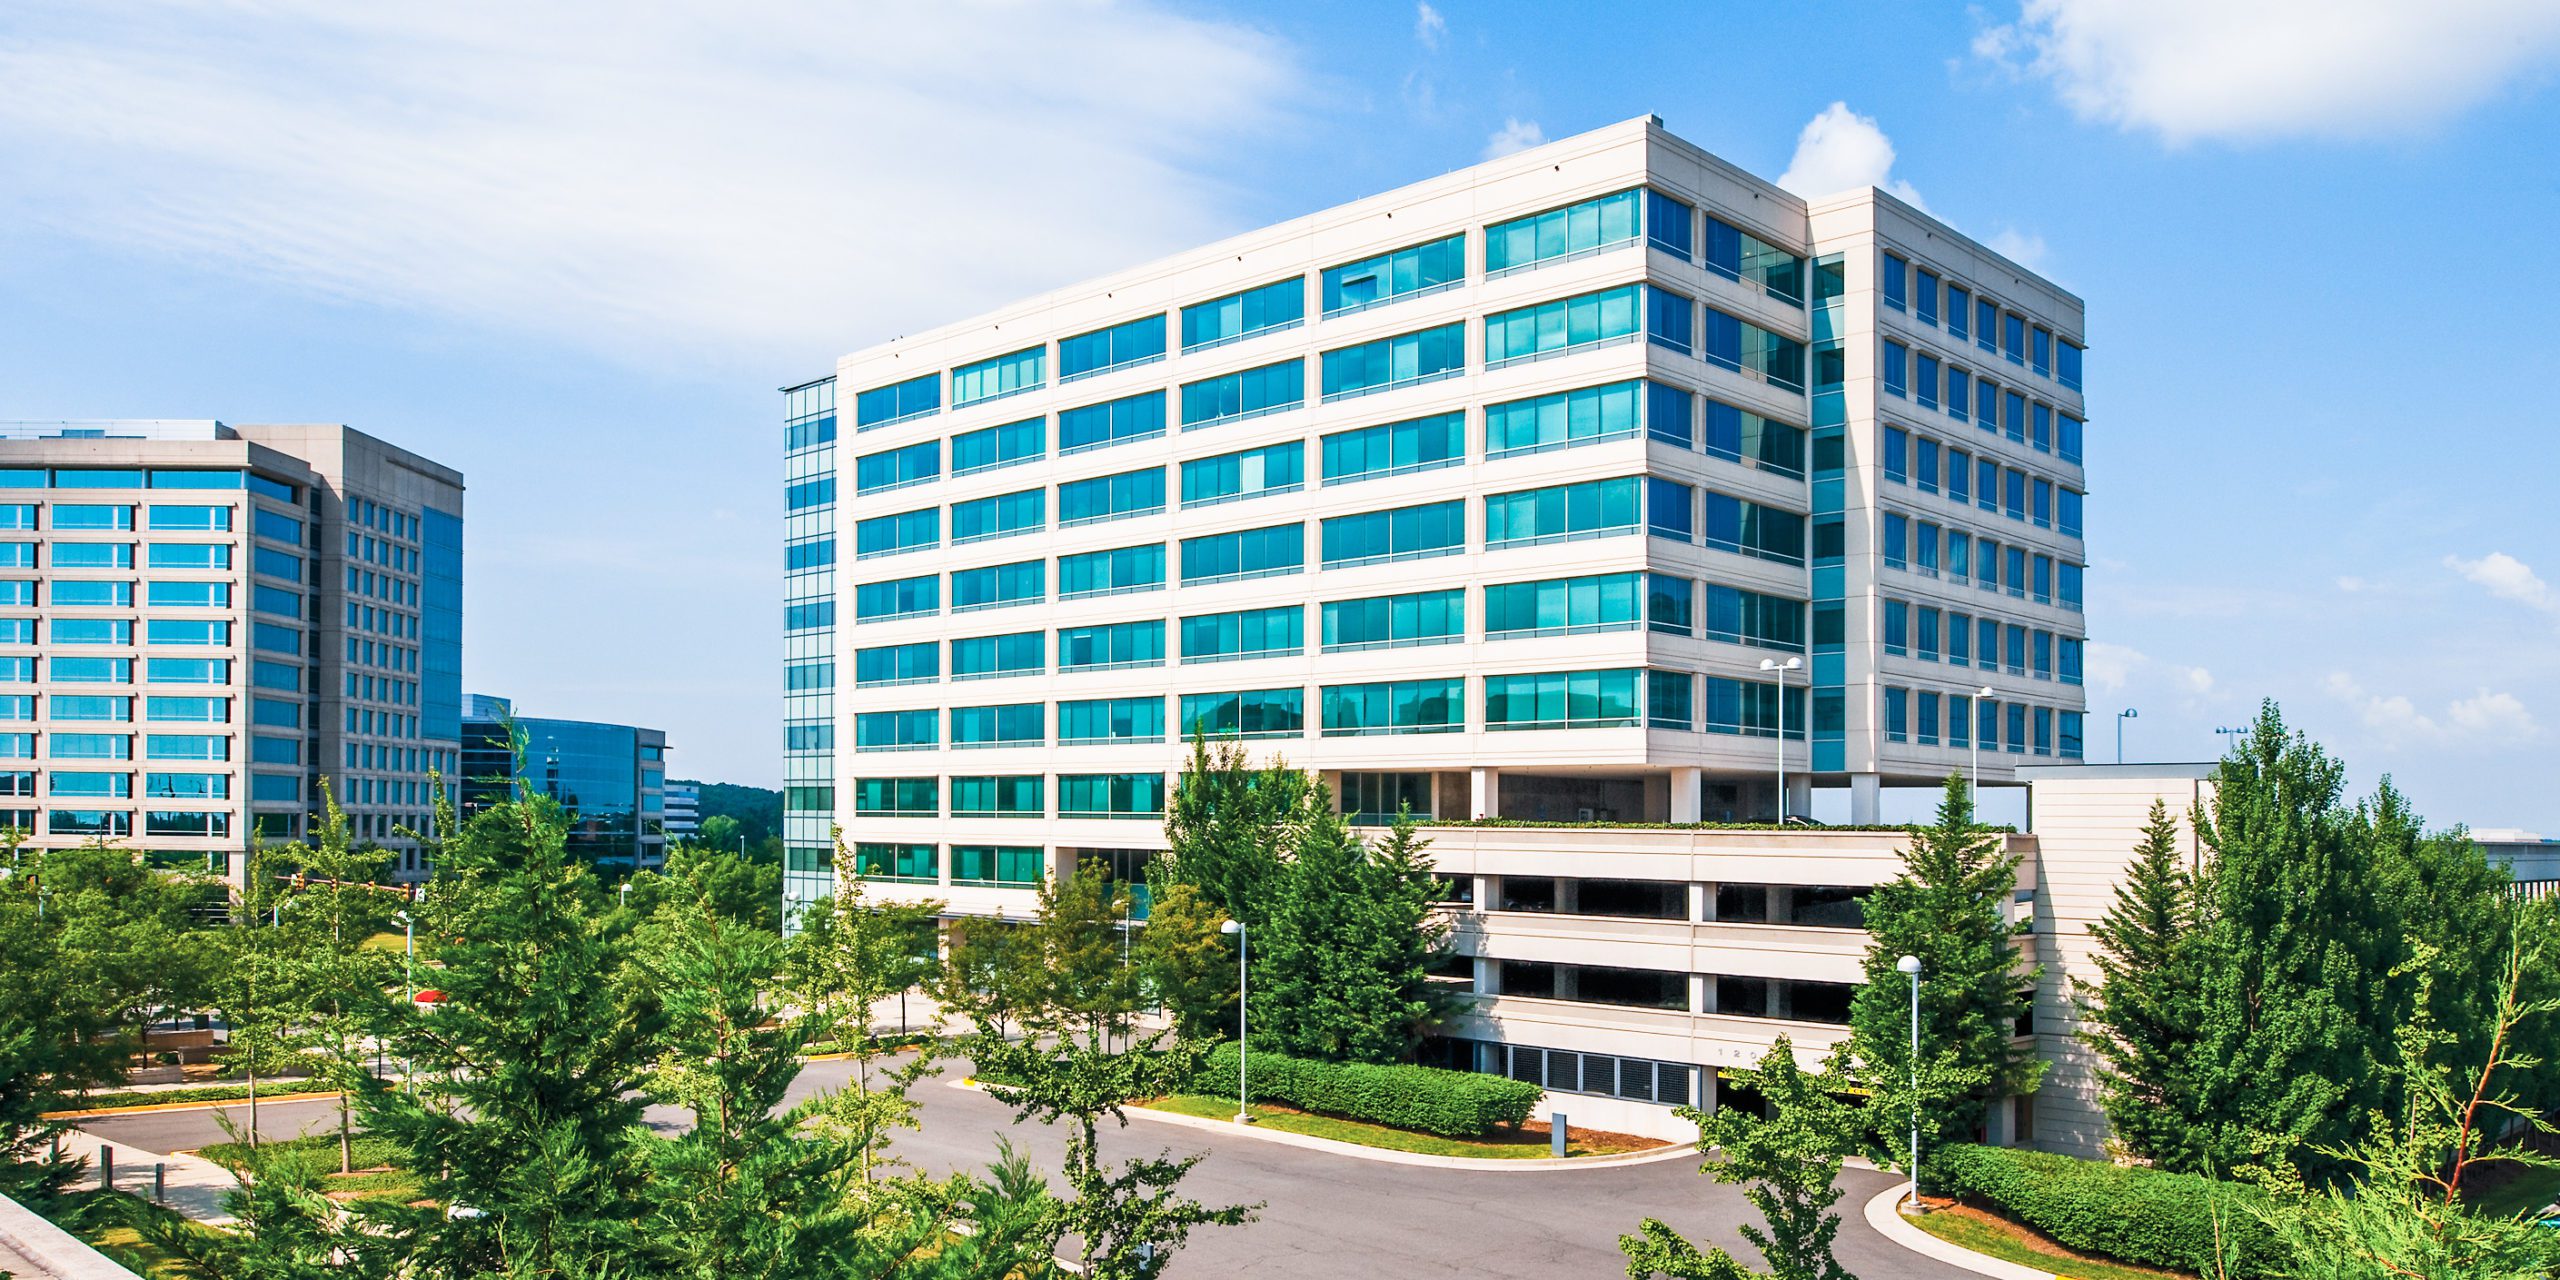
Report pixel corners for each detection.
[1218,920,1253,1124]
[1759,657,1802,821]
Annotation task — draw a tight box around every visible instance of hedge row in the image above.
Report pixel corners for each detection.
[55,1080,329,1111]
[1929,1144,2288,1280]
[1191,1043,1540,1139]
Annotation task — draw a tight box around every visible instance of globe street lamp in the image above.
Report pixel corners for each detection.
[1759,657,1803,821]
[2117,707,2140,763]
[1897,954,1922,1211]
[1219,920,1253,1124]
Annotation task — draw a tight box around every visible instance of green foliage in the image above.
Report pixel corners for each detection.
[2078,799,2208,1169]
[679,780,784,854]
[1621,1038,1857,1280]
[1249,803,1448,1063]
[1835,775,2042,1163]
[0,831,124,1200]
[1134,882,1236,1042]
[1191,1042,1537,1138]
[1025,866,1143,1043]
[40,835,220,1065]
[1928,1143,2288,1280]
[776,838,947,1184]
[141,1139,397,1280]
[1154,733,1309,928]
[625,841,783,935]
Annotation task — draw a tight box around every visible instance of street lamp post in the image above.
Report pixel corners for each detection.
[1897,954,1922,1211]
[1219,920,1252,1124]
[1971,686,1993,803]
[1759,657,1803,822]
[2214,724,2244,756]
[2116,708,2140,763]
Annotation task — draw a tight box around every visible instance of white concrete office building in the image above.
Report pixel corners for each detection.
[783,116,2095,1141]
[0,420,465,891]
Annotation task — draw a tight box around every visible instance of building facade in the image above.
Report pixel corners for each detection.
[460,694,669,871]
[0,420,464,890]
[783,116,2092,1140]
[663,779,701,844]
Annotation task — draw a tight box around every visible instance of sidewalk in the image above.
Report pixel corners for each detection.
[61,1128,239,1227]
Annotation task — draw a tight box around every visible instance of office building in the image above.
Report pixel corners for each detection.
[663,779,701,844]
[782,116,2090,1140]
[460,694,669,871]
[0,420,463,890]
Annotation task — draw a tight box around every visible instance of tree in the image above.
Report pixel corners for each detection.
[1249,803,1444,1064]
[936,915,1043,1043]
[42,837,217,1067]
[1025,866,1144,1047]
[206,923,311,1154]
[270,781,400,1173]
[0,831,123,1200]
[1155,734,1309,927]
[626,840,782,935]
[142,1141,396,1280]
[1834,775,2042,1163]
[2079,799,2207,1169]
[1621,1037,1857,1280]
[349,787,660,1278]
[778,835,947,1184]
[1135,883,1236,1043]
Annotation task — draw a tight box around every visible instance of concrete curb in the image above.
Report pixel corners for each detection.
[1861,1185,2056,1280]
[45,1091,343,1120]
[0,1191,144,1279]
[954,1078,1695,1173]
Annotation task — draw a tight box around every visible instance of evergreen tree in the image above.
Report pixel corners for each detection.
[2079,799,2207,1169]
[1250,802,1443,1064]
[1135,883,1237,1043]
[777,837,947,1184]
[1621,1038,1857,1280]
[273,782,400,1173]
[1835,775,2042,1162]
[1155,733,1308,927]
[0,832,123,1200]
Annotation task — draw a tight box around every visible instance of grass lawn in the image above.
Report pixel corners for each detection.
[197,1130,424,1203]
[46,1190,196,1279]
[1908,1199,2193,1280]
[1140,1094,1665,1160]
[2466,1164,2560,1221]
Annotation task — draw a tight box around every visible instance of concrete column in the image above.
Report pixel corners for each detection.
[1687,882,1707,923]
[1786,774,1813,821]
[1669,767,1702,823]
[1469,767,1501,820]
[1687,973,1707,1015]
[1473,874,1494,912]
[1849,773,1882,824]
[1475,955,1496,995]
[1986,1096,2014,1147]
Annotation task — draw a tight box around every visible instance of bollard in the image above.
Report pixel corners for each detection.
[99,1144,112,1191]
[155,1163,167,1203]
[1551,1113,1567,1158]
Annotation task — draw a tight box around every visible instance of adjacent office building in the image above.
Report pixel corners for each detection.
[783,117,2092,1140]
[663,779,701,844]
[460,694,669,871]
[0,420,464,891]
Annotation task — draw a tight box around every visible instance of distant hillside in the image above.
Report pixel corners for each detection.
[674,780,782,851]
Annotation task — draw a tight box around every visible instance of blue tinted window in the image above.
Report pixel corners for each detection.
[951,488,1044,544]
[1697,307,1806,392]
[854,641,939,686]
[1644,189,1693,259]
[1320,412,1464,484]
[854,373,939,429]
[1179,359,1304,429]
[1647,478,1694,541]
[1880,253,1908,311]
[1322,235,1466,316]
[1181,605,1303,661]
[1057,620,1165,670]
[1702,401,1806,477]
[1645,382,1693,447]
[1179,688,1303,740]
[855,441,939,494]
[1321,590,1463,651]
[1701,677,1802,738]
[1703,586,1804,650]
[1321,679,1463,735]
[784,478,835,511]
[952,418,1045,475]
[1881,341,1908,397]
[1057,543,1164,598]
[1484,573,1643,638]
[1646,288,1693,354]
[951,559,1043,611]
[1483,478,1639,548]
[1483,285,1641,368]
[1058,697,1166,744]
[1058,314,1168,381]
[1057,467,1164,525]
[1486,381,1641,458]
[1700,214,1804,304]
[949,631,1043,679]
[951,346,1045,407]
[853,574,937,621]
[1320,500,1465,567]
[1179,523,1303,584]
[1483,668,1642,730]
[1181,278,1305,351]
[2056,340,2083,392]
[1181,442,1303,507]
[1320,324,1465,400]
[1059,390,1166,454]
[1485,189,1640,274]
[1702,494,1805,564]
[854,506,939,558]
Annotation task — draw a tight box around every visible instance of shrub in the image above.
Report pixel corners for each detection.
[1190,1043,1540,1139]
[1928,1144,2290,1280]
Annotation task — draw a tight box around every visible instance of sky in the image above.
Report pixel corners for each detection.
[3,0,2557,830]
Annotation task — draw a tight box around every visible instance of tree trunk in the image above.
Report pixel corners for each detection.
[247,1070,259,1150]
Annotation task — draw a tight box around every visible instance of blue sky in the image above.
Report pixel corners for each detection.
[4,1,2557,830]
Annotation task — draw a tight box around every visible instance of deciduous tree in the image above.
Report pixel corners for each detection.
[1621,1037,1857,1280]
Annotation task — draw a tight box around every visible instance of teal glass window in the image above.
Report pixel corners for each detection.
[145,658,226,684]
[952,418,1045,476]
[51,505,132,531]
[1319,323,1465,401]
[1057,697,1166,744]
[853,641,938,687]
[145,696,226,722]
[855,441,939,495]
[53,469,146,489]
[1320,500,1464,567]
[950,631,1043,680]
[852,778,939,817]
[1701,401,1806,477]
[951,346,1045,407]
[1484,573,1642,639]
[854,373,939,429]
[1059,390,1165,455]
[52,619,128,644]
[1179,688,1304,740]
[1701,494,1804,564]
[1647,670,1693,730]
[951,776,1043,818]
[1649,574,1694,636]
[1703,677,1804,738]
[53,581,134,608]
[49,695,130,722]
[0,583,28,608]
[251,584,299,619]
[1057,773,1165,817]
[51,543,132,569]
[784,539,834,572]
[1484,668,1642,730]
[854,506,938,558]
[1059,314,1168,381]
[951,559,1043,612]
[1181,605,1302,662]
[950,703,1042,747]
[1485,188,1641,275]
[1056,620,1165,671]
[51,657,132,683]
[1179,523,1302,584]
[951,488,1044,544]
[1320,412,1464,485]
[1484,380,1641,458]
[854,842,938,883]
[1321,234,1465,316]
[1057,467,1164,526]
[49,734,129,759]
[1699,307,1807,393]
[1180,359,1304,429]
[0,506,31,530]
[1483,477,1639,549]
[1320,679,1463,736]
[952,844,1045,886]
[853,574,937,622]
[1181,442,1303,508]
[48,771,130,798]
[1482,284,1642,369]
[149,469,242,490]
[1057,543,1164,599]
[1182,278,1306,352]
[1321,589,1462,652]
[1704,586,1806,651]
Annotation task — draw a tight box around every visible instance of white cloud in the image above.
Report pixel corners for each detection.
[2445,551,2560,615]
[2449,689,2541,741]
[0,1,1303,360]
[1987,228,2049,270]
[2326,673,2541,745]
[2086,641,2212,699]
[1775,102,1926,207]
[2335,575,2371,593]
[1976,0,2560,144]
[1414,2,1447,50]
[1484,117,1546,160]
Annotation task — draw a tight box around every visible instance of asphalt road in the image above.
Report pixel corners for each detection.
[81,1059,1972,1279]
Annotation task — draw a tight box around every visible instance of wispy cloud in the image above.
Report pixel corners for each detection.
[1483,117,1546,160]
[1775,102,1925,208]
[2446,551,2559,616]
[2086,641,2214,700]
[1988,228,2050,270]
[1975,0,2560,144]
[1414,2,1447,50]
[2326,673,2542,745]
[0,1,1303,361]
